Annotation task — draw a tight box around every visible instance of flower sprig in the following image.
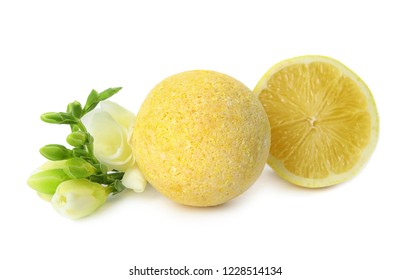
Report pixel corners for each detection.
[27,87,146,219]
[38,87,126,193]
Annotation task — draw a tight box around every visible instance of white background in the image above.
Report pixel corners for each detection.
[1,0,410,279]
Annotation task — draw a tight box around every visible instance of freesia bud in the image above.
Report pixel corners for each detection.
[37,192,53,202]
[27,168,70,194]
[63,158,96,178]
[66,131,89,147]
[122,164,147,192]
[40,144,73,161]
[41,112,78,124]
[66,101,82,118]
[51,179,110,219]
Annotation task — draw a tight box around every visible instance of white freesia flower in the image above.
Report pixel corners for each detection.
[82,100,135,172]
[82,100,147,192]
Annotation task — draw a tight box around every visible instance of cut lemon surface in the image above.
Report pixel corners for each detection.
[255,56,379,188]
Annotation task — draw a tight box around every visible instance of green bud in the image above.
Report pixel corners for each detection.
[40,144,73,161]
[66,131,89,147]
[51,179,110,219]
[41,112,79,125]
[66,101,82,118]
[64,158,96,178]
[27,169,70,194]
[37,192,54,202]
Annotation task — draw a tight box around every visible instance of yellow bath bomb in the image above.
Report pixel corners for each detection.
[132,70,270,206]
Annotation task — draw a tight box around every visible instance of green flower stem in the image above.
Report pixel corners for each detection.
[75,120,100,166]
[107,172,125,181]
[89,172,125,185]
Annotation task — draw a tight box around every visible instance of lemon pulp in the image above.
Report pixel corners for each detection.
[255,56,379,188]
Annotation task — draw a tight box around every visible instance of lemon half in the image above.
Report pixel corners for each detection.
[255,56,379,188]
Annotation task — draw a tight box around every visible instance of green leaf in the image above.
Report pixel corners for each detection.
[82,89,99,115]
[111,180,125,194]
[40,144,73,160]
[41,112,78,124]
[66,101,82,118]
[98,87,122,101]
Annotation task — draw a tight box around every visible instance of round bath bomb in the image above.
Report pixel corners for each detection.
[132,70,270,206]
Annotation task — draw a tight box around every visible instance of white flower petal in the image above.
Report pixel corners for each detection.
[100,101,135,131]
[82,110,132,171]
[100,132,134,171]
[107,153,134,171]
[83,110,123,154]
[122,165,147,193]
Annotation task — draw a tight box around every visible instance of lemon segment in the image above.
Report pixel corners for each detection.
[255,56,379,188]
